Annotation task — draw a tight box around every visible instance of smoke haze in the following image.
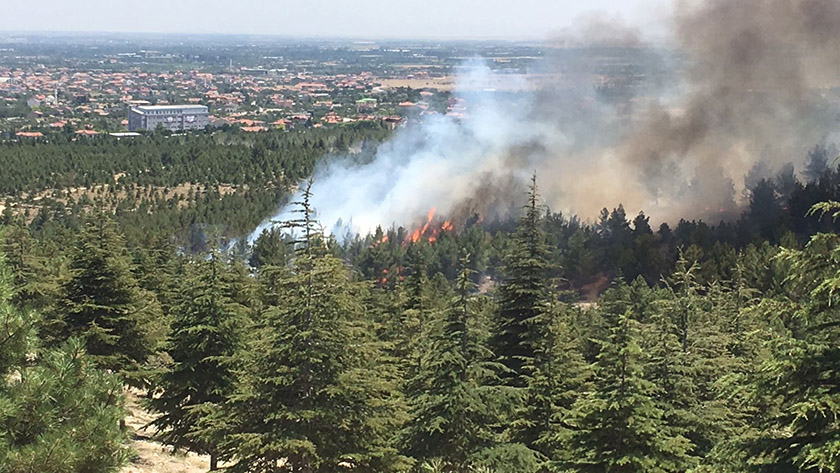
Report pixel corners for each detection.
[250,0,840,242]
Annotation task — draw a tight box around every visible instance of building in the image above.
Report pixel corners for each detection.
[240,68,270,76]
[355,97,377,112]
[128,105,209,131]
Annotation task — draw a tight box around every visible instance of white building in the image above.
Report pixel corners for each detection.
[128,105,209,131]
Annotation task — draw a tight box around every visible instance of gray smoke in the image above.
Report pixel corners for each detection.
[604,0,840,220]
[250,0,840,241]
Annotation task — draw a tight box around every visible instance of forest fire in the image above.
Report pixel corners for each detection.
[369,208,455,249]
[406,208,453,244]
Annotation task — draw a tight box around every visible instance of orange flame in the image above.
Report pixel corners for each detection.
[371,233,389,247]
[405,207,455,245]
[379,265,406,286]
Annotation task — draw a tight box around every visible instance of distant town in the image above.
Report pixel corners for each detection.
[0,33,663,138]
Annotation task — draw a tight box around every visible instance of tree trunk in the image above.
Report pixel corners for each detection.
[210,453,218,471]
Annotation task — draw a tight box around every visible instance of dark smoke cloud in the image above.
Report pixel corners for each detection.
[251,0,840,241]
[605,0,840,220]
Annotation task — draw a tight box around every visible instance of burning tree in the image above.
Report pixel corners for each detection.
[406,208,454,245]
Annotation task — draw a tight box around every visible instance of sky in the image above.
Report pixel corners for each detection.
[2,0,669,40]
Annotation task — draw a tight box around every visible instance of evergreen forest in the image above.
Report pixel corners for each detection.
[3,128,840,473]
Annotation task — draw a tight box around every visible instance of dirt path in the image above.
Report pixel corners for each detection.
[120,391,212,473]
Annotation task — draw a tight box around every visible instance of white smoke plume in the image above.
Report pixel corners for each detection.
[250,60,545,240]
[250,0,840,242]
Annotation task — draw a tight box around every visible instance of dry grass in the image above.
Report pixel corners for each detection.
[121,439,211,473]
[380,73,574,93]
[378,78,455,91]
[120,390,212,473]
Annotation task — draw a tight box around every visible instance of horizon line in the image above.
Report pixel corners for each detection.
[0,29,553,43]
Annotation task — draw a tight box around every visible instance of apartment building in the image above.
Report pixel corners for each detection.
[128,104,209,131]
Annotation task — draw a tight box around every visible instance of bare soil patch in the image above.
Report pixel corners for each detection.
[120,391,212,473]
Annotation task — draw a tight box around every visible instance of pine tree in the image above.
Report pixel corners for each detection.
[0,243,33,379]
[221,183,407,473]
[398,245,447,387]
[566,287,692,473]
[147,250,246,470]
[803,145,831,183]
[133,234,180,318]
[508,297,592,471]
[250,227,294,269]
[689,278,765,473]
[2,219,59,311]
[50,213,166,383]
[401,253,498,472]
[491,175,552,386]
[0,244,129,473]
[653,258,741,462]
[0,339,130,473]
[744,205,840,472]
